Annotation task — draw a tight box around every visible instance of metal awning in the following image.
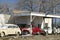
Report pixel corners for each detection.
[13,12,60,18]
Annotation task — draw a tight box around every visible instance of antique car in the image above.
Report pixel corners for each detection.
[0,24,21,37]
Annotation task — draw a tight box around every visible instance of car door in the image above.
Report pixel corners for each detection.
[8,26,14,34]
[12,25,19,34]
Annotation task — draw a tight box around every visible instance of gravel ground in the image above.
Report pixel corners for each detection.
[0,35,60,40]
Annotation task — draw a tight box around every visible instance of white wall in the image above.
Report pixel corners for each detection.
[44,18,52,34]
[0,14,11,24]
[4,14,11,23]
[45,18,52,28]
[0,14,5,24]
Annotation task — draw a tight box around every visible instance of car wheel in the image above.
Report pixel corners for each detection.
[0,32,5,37]
[22,31,29,35]
[36,32,40,35]
[25,31,29,35]
[16,32,20,36]
[43,31,46,36]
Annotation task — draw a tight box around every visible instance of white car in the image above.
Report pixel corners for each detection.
[0,24,21,37]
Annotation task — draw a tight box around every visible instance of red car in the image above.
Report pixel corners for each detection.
[21,24,46,35]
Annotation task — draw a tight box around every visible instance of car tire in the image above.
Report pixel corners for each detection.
[16,32,20,36]
[25,31,29,35]
[43,31,46,36]
[22,31,30,35]
[36,32,40,35]
[0,32,5,37]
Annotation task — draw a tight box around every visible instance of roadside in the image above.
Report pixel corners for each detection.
[0,35,60,40]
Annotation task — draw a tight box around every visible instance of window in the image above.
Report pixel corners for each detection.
[17,24,26,28]
[8,26,13,28]
[8,26,18,28]
[13,26,18,28]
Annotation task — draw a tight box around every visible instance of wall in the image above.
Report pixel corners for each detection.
[15,16,43,27]
[0,14,12,24]
[44,18,52,34]
[4,14,12,23]
[0,14,5,24]
[45,18,52,28]
[32,16,43,26]
[15,16,30,24]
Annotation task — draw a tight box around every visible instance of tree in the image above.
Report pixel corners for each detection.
[39,0,45,12]
[16,0,39,12]
[38,0,60,14]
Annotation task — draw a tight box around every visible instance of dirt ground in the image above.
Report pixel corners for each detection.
[0,35,60,40]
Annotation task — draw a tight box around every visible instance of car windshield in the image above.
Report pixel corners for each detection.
[13,26,19,28]
[8,26,13,28]
[8,25,18,28]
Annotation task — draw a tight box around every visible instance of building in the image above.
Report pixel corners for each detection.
[13,10,60,34]
[0,9,60,34]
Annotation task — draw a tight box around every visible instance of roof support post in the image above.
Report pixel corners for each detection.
[41,17,45,29]
[30,14,32,35]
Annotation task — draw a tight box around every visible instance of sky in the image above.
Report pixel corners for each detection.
[0,0,18,4]
[0,0,19,9]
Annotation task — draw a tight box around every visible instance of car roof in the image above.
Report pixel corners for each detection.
[4,24,17,26]
[0,24,19,28]
[1,24,18,28]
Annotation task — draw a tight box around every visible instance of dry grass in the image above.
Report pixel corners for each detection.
[0,35,60,40]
